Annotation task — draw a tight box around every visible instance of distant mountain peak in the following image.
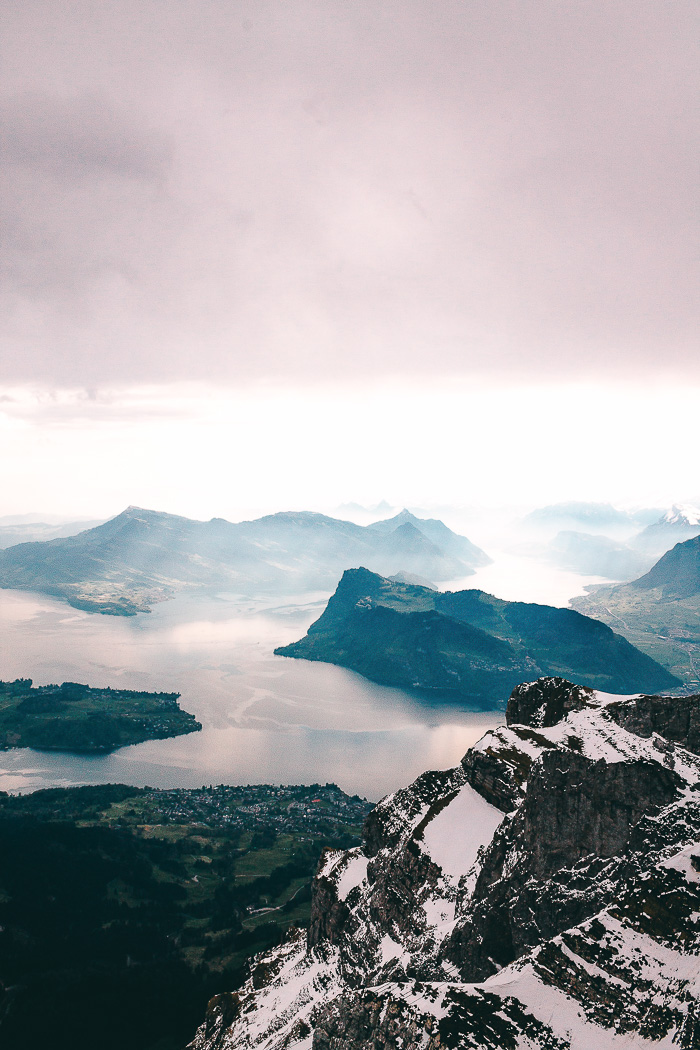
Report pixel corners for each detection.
[371,508,418,527]
[662,503,700,527]
[630,534,700,599]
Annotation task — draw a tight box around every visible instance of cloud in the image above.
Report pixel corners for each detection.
[1,378,698,520]
[1,0,697,388]
[1,93,172,181]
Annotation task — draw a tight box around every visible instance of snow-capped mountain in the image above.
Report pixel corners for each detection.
[632,505,700,556]
[662,506,700,528]
[188,677,700,1050]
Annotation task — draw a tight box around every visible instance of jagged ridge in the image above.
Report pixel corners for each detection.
[188,678,700,1050]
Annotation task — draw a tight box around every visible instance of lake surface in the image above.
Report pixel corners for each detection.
[0,558,609,799]
[0,589,504,800]
[446,551,611,607]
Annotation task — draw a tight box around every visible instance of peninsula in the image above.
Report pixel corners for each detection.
[0,678,202,752]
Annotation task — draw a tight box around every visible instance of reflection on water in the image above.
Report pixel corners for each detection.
[0,589,500,800]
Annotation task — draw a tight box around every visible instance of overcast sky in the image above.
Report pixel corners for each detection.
[1,1,698,517]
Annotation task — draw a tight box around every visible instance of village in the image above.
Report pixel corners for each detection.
[113,781,373,841]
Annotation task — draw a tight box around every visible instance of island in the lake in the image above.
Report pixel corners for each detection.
[0,678,202,752]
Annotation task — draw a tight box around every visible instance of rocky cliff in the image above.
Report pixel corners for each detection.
[188,677,700,1050]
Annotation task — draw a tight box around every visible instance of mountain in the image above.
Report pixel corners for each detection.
[545,530,653,580]
[366,509,491,567]
[631,504,700,556]
[274,568,680,705]
[188,677,700,1050]
[336,500,395,516]
[630,535,700,600]
[571,536,700,690]
[0,507,489,614]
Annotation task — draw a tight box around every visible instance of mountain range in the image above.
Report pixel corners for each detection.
[0,519,105,550]
[521,500,661,536]
[275,568,680,705]
[0,507,490,614]
[188,676,700,1050]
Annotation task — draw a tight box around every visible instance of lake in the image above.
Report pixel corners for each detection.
[0,558,609,799]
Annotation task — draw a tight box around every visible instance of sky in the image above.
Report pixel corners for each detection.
[1,1,698,521]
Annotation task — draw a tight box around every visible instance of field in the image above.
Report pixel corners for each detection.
[571,588,700,691]
[0,781,371,1050]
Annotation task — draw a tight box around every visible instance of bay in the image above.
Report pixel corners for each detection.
[0,557,610,799]
[0,588,500,800]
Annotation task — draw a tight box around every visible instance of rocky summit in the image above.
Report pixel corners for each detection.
[188,677,700,1050]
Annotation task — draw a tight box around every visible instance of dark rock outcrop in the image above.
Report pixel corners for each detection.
[446,748,683,980]
[308,867,352,949]
[506,676,595,727]
[606,691,700,754]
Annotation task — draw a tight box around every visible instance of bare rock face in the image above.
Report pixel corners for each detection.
[446,749,683,980]
[307,864,353,949]
[496,749,681,878]
[606,692,700,754]
[195,993,241,1049]
[188,677,700,1050]
[505,675,595,727]
[313,991,440,1050]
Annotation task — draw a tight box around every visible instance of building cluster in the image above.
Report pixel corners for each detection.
[126,783,372,836]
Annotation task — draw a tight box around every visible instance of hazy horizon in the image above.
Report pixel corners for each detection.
[2,3,697,521]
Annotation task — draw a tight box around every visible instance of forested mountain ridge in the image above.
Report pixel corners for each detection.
[276,568,680,705]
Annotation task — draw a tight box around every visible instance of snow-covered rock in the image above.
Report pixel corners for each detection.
[188,677,700,1050]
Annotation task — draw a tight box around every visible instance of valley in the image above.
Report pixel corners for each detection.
[0,781,370,1050]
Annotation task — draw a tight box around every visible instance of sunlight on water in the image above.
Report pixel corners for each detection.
[444,550,613,607]
[0,589,500,799]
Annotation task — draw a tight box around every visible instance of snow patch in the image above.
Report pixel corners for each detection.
[335,851,369,901]
[660,842,700,884]
[379,933,404,965]
[593,690,642,705]
[421,783,503,881]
